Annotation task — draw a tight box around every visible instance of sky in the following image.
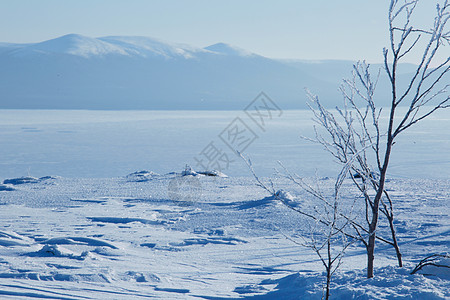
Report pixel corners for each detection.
[0,0,441,63]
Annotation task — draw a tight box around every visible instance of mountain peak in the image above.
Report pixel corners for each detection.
[12,33,128,58]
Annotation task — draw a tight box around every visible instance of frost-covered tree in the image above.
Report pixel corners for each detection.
[306,0,449,278]
[241,154,354,299]
[284,172,354,300]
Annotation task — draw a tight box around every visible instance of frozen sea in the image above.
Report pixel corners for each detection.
[0,108,448,299]
[0,108,448,180]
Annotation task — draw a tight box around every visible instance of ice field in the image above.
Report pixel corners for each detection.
[0,109,448,299]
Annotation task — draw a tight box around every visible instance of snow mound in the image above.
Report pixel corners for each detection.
[3,176,57,185]
[40,237,118,249]
[181,166,200,176]
[37,244,71,257]
[26,244,87,260]
[181,166,228,177]
[0,184,15,191]
[126,170,159,182]
[121,271,160,283]
[3,176,39,185]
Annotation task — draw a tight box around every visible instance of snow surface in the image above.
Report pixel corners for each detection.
[0,174,448,299]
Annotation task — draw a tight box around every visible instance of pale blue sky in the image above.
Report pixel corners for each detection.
[0,0,439,62]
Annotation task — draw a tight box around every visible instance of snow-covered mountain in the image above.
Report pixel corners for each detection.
[0,34,393,110]
[4,34,202,59]
[4,34,256,59]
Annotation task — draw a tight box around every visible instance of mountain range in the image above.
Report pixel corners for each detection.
[0,34,403,110]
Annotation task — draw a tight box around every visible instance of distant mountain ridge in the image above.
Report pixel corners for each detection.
[0,34,400,110]
[4,34,209,59]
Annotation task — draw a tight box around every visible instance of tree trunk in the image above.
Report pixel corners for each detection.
[367,223,376,278]
[387,214,402,267]
[325,269,331,300]
[366,127,394,277]
[325,239,331,300]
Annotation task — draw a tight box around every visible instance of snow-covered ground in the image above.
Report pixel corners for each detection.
[0,109,448,299]
[0,174,448,299]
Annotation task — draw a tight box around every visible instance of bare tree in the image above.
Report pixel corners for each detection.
[306,0,449,278]
[293,175,354,300]
[304,204,351,300]
[288,196,352,300]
